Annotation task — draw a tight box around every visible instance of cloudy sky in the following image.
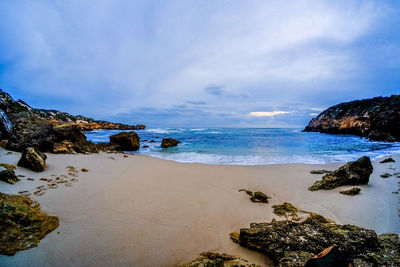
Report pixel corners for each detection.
[0,0,399,127]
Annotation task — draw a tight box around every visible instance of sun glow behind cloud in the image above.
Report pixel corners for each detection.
[249,111,291,117]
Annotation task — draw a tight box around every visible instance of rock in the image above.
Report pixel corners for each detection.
[52,140,75,154]
[309,156,373,191]
[0,163,16,170]
[239,189,270,203]
[81,168,88,172]
[272,202,298,217]
[0,139,8,148]
[304,95,400,142]
[7,115,55,152]
[231,213,399,267]
[0,193,59,255]
[52,125,98,153]
[109,131,140,151]
[339,187,361,196]
[0,166,19,184]
[0,109,13,137]
[18,147,47,172]
[179,251,261,267]
[161,137,180,148]
[380,157,395,163]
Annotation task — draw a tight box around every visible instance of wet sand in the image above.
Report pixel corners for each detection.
[0,149,399,266]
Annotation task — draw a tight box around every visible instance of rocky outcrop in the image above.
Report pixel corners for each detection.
[6,115,98,153]
[109,131,140,151]
[231,214,400,267]
[179,251,261,267]
[0,166,19,184]
[0,89,145,131]
[0,193,59,255]
[340,187,361,196]
[52,140,75,154]
[304,95,400,142]
[161,137,180,148]
[18,147,47,172]
[309,156,373,191]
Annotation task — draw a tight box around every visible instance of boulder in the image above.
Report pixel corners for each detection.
[309,156,373,191]
[109,131,140,151]
[52,140,75,154]
[18,147,47,172]
[0,193,59,255]
[231,214,399,267]
[340,187,361,196]
[0,166,19,184]
[7,115,55,152]
[161,137,180,148]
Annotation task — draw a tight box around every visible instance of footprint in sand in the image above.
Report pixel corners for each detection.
[40,178,52,182]
[18,174,25,177]
[70,178,79,182]
[47,183,58,189]
[27,178,35,181]
[18,190,31,197]
[34,190,45,196]
[64,182,73,187]
[36,185,46,189]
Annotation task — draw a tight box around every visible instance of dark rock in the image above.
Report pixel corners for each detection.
[0,192,59,255]
[109,131,140,151]
[179,251,261,267]
[251,191,270,203]
[0,109,13,138]
[380,158,395,163]
[309,156,373,191]
[304,95,400,142]
[239,189,270,203]
[161,137,180,148]
[339,187,361,196]
[231,213,399,266]
[18,147,47,172]
[7,115,55,152]
[0,166,19,184]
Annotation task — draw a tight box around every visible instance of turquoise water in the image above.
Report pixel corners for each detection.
[85,128,400,165]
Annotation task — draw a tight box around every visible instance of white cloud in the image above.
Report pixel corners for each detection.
[0,0,394,127]
[249,111,291,117]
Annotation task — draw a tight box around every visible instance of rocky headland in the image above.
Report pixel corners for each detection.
[0,89,144,153]
[304,95,400,142]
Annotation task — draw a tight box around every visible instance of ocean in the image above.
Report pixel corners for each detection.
[85,128,400,165]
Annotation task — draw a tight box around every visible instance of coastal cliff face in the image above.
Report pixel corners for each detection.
[304,95,400,142]
[0,89,144,132]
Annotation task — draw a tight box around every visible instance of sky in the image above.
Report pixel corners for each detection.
[0,0,399,128]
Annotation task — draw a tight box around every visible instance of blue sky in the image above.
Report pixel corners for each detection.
[0,0,399,128]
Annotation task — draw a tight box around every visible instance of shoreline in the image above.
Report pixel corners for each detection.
[0,149,399,266]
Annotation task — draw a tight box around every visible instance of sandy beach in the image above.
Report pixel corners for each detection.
[0,148,399,267]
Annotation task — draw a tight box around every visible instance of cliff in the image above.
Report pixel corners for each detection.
[0,89,144,132]
[304,95,400,142]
